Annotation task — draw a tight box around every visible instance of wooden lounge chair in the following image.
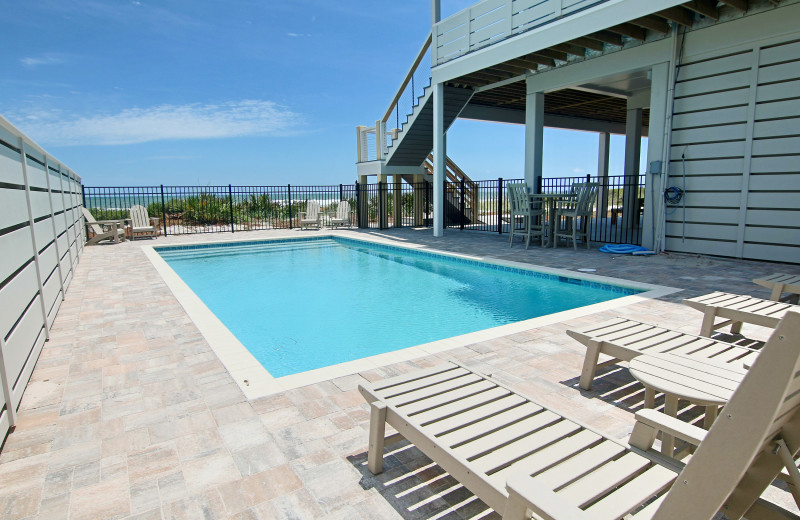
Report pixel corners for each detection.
[754,274,800,304]
[330,200,352,228]
[359,311,800,520]
[299,200,321,230]
[566,316,760,391]
[128,204,159,240]
[683,291,795,337]
[82,207,125,245]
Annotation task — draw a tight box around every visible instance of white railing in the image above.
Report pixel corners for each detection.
[433,0,608,65]
[357,33,432,163]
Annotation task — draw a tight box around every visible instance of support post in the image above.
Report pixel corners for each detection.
[623,107,643,232]
[525,79,545,194]
[357,175,369,228]
[160,184,168,237]
[597,132,611,222]
[287,184,293,229]
[44,158,66,301]
[433,83,445,236]
[643,62,670,250]
[393,175,402,228]
[413,174,424,226]
[228,184,235,233]
[497,177,503,234]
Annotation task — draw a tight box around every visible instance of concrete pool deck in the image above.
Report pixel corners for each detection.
[0,227,798,519]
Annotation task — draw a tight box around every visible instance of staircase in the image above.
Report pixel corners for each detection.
[385,85,474,167]
[418,155,481,226]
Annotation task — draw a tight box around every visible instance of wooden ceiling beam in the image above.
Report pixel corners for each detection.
[552,42,587,57]
[490,63,530,76]
[657,6,694,27]
[607,23,647,41]
[719,0,748,11]
[630,15,670,34]
[534,48,569,61]
[507,57,541,70]
[571,37,605,52]
[682,0,719,20]
[585,30,623,46]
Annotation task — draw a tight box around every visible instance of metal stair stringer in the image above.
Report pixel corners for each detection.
[385,85,474,168]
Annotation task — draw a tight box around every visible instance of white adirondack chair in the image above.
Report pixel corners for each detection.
[82,207,125,245]
[128,205,159,240]
[330,200,352,228]
[299,200,321,230]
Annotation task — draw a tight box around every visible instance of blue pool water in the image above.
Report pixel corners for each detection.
[157,238,640,377]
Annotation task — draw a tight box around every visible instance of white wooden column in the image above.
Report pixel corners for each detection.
[622,106,642,230]
[433,82,445,236]
[525,77,544,193]
[431,0,440,25]
[642,62,670,250]
[597,132,610,222]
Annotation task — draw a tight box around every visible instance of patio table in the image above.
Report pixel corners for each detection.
[529,193,575,247]
[628,352,746,456]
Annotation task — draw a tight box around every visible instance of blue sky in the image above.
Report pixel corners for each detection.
[1,0,643,186]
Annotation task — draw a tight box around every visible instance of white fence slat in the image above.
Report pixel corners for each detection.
[744,227,800,246]
[746,209,800,226]
[667,158,745,176]
[758,61,800,84]
[674,70,752,98]
[749,156,800,174]
[672,89,749,114]
[760,41,800,66]
[672,106,748,129]
[665,237,738,257]
[752,136,800,156]
[0,264,39,339]
[670,141,746,161]
[755,99,800,120]
[665,222,739,241]
[742,243,800,263]
[3,298,46,385]
[678,52,753,82]
[748,192,800,210]
[756,80,800,103]
[671,124,747,145]
[0,145,23,185]
[754,118,800,139]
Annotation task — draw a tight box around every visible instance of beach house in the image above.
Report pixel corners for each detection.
[356,0,800,263]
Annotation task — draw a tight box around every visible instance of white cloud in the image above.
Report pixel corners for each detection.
[572,167,586,174]
[15,100,303,146]
[287,33,312,37]
[20,54,66,68]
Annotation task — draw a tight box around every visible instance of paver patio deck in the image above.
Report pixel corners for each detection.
[1,227,798,519]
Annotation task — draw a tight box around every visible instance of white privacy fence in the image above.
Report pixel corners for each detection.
[433,0,607,65]
[0,116,83,441]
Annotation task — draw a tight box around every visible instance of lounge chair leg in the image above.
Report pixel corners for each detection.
[502,493,529,520]
[579,340,602,390]
[731,321,743,335]
[700,309,718,337]
[661,395,678,457]
[368,401,387,474]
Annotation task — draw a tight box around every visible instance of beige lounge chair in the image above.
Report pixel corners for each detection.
[566,316,761,391]
[755,274,800,304]
[82,207,125,245]
[128,204,159,240]
[683,291,795,337]
[360,312,800,520]
[330,200,352,228]
[299,200,321,230]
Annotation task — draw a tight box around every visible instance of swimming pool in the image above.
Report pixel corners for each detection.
[153,236,644,380]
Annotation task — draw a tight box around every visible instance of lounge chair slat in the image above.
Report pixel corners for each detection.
[469,420,582,475]
[427,394,529,436]
[371,365,467,392]
[434,401,542,445]
[629,493,666,520]
[452,410,562,460]
[528,439,627,489]
[556,452,652,507]
[385,373,484,406]
[583,465,676,520]
[487,430,606,488]
[684,291,795,335]
[395,380,498,416]
[411,387,512,426]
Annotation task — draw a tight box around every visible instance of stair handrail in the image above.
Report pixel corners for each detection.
[423,154,479,216]
[382,31,432,123]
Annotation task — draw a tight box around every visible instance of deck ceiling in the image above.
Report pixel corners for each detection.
[446,0,754,127]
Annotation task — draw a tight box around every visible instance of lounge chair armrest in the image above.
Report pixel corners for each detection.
[150,217,160,225]
[504,473,590,520]
[629,409,707,452]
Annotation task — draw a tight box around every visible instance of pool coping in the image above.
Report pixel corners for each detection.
[142,232,681,399]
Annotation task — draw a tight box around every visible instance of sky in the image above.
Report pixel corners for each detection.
[1,0,645,186]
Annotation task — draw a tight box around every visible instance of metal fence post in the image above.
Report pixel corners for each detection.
[459,177,465,231]
[287,184,293,229]
[497,178,503,234]
[355,181,361,228]
[339,183,343,202]
[228,184,235,233]
[378,181,384,230]
[160,184,168,237]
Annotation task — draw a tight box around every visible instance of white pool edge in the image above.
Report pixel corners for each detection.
[142,233,681,400]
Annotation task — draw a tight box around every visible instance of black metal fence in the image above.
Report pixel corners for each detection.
[83,174,646,244]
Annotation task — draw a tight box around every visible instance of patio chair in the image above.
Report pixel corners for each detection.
[553,182,599,250]
[683,291,796,337]
[360,311,800,520]
[754,273,800,304]
[128,204,159,240]
[330,200,352,228]
[82,207,126,245]
[566,316,761,391]
[507,183,545,249]
[299,200,321,230]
